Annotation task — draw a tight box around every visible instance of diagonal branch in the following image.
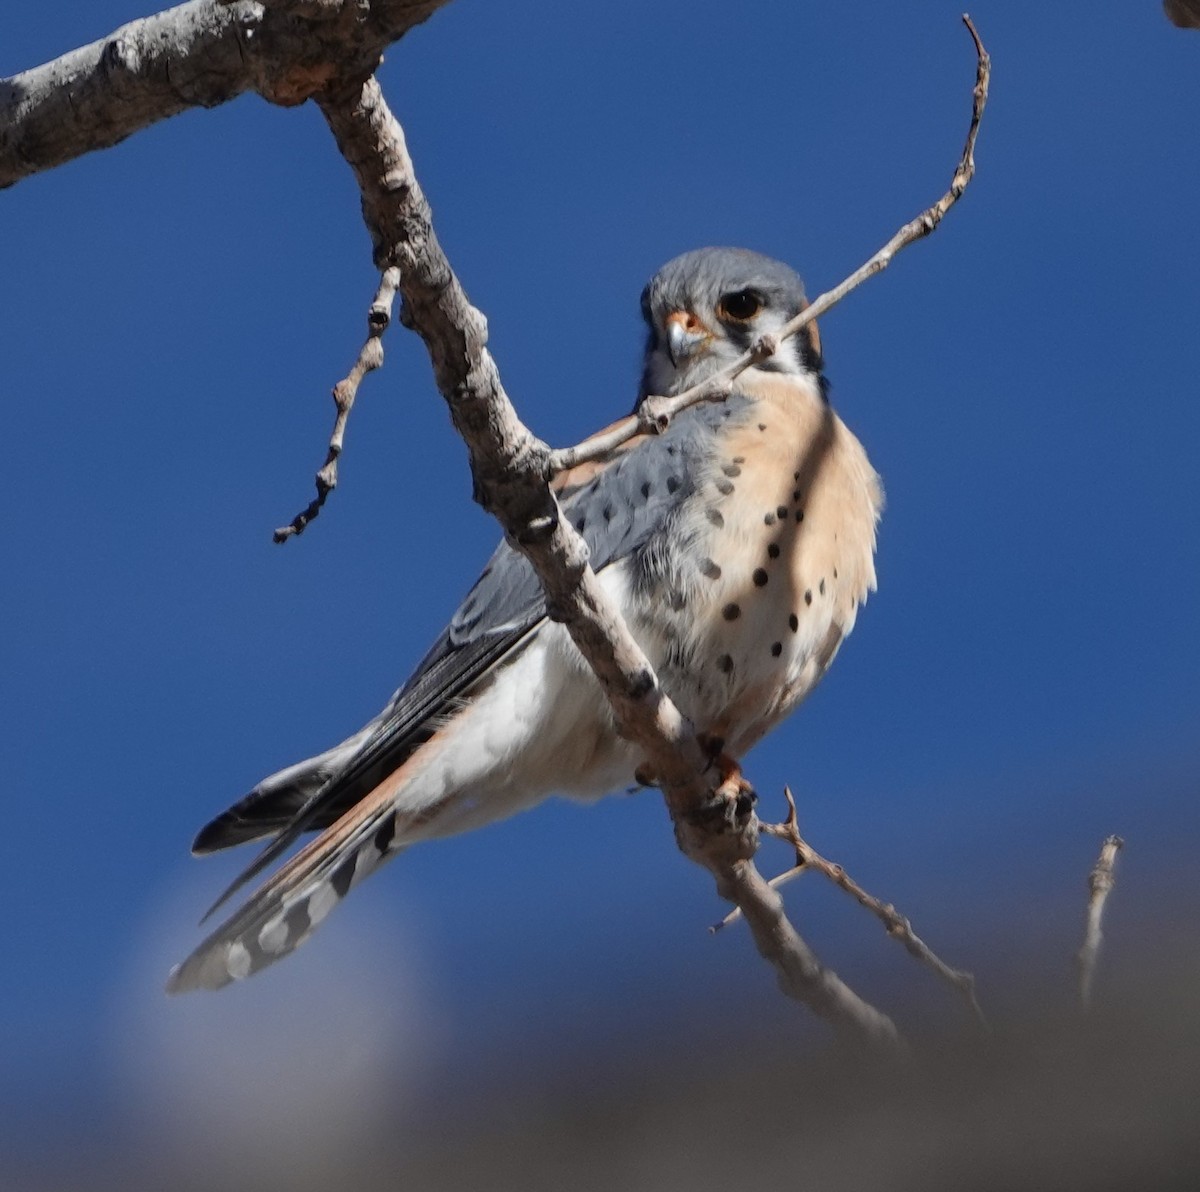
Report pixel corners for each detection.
[308,13,989,1046]
[274,266,401,542]
[547,14,990,475]
[718,787,987,1028]
[315,72,908,1050]
[3,0,990,1044]
[0,0,450,190]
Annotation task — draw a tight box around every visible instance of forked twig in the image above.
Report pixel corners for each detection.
[716,787,987,1029]
[274,266,401,542]
[546,15,990,475]
[1077,834,1124,1011]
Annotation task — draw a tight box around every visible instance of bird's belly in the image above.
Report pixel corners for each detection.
[634,562,846,754]
[401,619,642,843]
[626,408,877,753]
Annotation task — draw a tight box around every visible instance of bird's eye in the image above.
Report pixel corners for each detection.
[718,290,764,322]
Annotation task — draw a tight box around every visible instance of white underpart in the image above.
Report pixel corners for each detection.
[368,562,647,842]
[226,941,252,980]
[305,881,340,928]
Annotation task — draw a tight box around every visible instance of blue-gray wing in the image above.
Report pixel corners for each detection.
[192,395,749,873]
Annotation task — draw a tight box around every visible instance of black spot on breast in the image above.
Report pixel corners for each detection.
[374,814,396,854]
[795,510,805,523]
[789,613,799,632]
[820,578,826,596]
[771,642,783,657]
[603,504,614,522]
[753,569,768,587]
[722,463,742,478]
[776,505,787,519]
[767,543,781,559]
[707,509,725,528]
[764,512,776,526]
[669,591,687,611]
[804,589,813,606]
[758,423,768,432]
[792,490,802,502]
[733,456,746,464]
[700,558,722,580]
[575,516,586,532]
[723,603,741,621]
[666,475,680,494]
[717,654,734,674]
[666,445,677,456]
[793,471,801,481]
[641,481,652,499]
[716,479,735,496]
[833,568,838,580]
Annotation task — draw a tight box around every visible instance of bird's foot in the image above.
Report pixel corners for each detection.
[696,734,756,828]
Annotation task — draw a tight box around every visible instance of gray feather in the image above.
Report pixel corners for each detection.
[191,394,750,869]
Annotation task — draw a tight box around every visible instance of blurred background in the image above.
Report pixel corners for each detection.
[3,1,1199,1188]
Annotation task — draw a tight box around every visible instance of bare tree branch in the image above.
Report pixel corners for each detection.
[547,14,990,476]
[307,14,990,1046]
[274,266,401,542]
[315,72,911,1049]
[1078,834,1124,1011]
[0,0,449,190]
[716,787,986,1028]
[3,0,988,1045]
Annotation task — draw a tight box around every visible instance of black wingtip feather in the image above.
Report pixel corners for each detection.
[192,812,255,856]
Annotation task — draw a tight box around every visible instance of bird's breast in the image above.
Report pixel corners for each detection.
[628,372,883,752]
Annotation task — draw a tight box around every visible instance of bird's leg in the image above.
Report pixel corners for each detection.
[636,736,755,827]
[697,733,756,826]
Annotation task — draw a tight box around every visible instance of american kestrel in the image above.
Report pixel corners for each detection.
[168,247,883,993]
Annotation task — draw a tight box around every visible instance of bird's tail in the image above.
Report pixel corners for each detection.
[190,723,383,854]
[167,759,427,993]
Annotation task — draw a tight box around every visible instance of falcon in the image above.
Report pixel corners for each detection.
[168,247,883,992]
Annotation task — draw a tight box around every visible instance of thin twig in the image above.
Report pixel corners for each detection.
[716,787,987,1029]
[274,267,401,542]
[1077,834,1124,1012]
[546,13,990,476]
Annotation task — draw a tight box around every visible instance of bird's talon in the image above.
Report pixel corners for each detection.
[734,786,757,819]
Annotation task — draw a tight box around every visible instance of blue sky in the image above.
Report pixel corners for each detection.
[3,0,1200,1170]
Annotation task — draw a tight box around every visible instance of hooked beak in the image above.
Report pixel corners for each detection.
[665,309,712,366]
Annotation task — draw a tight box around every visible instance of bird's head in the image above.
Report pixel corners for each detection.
[638,247,824,401]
